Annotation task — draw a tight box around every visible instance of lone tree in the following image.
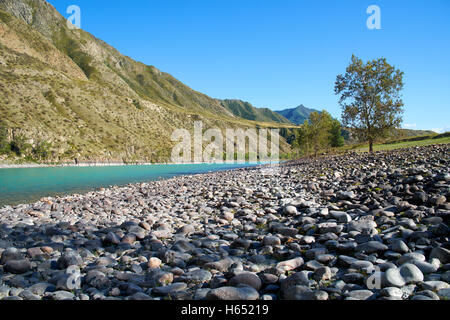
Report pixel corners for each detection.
[335,55,404,152]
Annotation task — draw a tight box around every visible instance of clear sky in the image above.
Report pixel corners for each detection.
[47,0,450,132]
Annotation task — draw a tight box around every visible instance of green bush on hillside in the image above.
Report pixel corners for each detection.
[9,133,29,156]
[0,10,12,23]
[32,140,52,160]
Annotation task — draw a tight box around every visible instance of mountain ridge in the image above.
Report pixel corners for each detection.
[0,0,297,163]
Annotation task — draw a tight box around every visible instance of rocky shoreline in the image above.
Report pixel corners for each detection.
[0,144,449,300]
[0,160,273,169]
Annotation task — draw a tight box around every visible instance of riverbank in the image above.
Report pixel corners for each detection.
[0,162,158,169]
[0,160,279,169]
[0,162,269,207]
[0,144,449,300]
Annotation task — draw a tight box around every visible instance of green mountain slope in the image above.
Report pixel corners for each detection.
[275,104,320,125]
[0,0,296,163]
[220,100,292,124]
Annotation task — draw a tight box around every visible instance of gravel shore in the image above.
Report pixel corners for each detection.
[0,144,449,300]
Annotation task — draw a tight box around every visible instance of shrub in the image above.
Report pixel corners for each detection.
[133,100,143,110]
[0,10,12,23]
[10,133,29,156]
[32,140,52,160]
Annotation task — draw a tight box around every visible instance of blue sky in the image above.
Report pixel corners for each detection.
[48,0,449,132]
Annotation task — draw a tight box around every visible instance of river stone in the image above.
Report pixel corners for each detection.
[380,287,404,299]
[347,220,377,233]
[103,232,121,246]
[28,283,55,296]
[206,286,259,300]
[356,241,388,254]
[276,257,304,273]
[85,270,109,289]
[280,271,310,291]
[178,269,212,284]
[230,239,251,250]
[283,285,328,300]
[129,292,152,300]
[399,263,424,284]
[210,276,228,289]
[229,272,262,290]
[437,288,450,300]
[2,296,23,300]
[283,206,298,216]
[148,257,162,269]
[19,290,41,300]
[95,256,116,267]
[330,211,352,223]
[397,253,426,265]
[421,281,450,291]
[4,259,31,274]
[275,227,298,237]
[382,268,406,288]
[300,236,315,244]
[345,290,376,300]
[222,211,234,221]
[0,248,23,264]
[314,266,332,281]
[337,255,358,267]
[121,234,136,244]
[57,252,82,269]
[47,291,76,300]
[410,260,439,274]
[413,290,440,300]
[204,258,234,272]
[390,240,410,254]
[176,225,195,236]
[152,283,188,296]
[337,191,356,200]
[350,260,374,273]
[263,235,281,246]
[429,247,450,264]
[0,286,10,298]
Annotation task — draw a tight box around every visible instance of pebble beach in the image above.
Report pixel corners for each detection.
[0,144,449,300]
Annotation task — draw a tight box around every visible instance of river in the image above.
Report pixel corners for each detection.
[0,163,262,207]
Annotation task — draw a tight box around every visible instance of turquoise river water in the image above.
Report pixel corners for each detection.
[0,163,260,207]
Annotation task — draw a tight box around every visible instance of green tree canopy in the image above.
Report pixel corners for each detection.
[329,119,345,148]
[297,110,344,156]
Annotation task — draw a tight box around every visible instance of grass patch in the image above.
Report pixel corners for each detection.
[346,133,450,153]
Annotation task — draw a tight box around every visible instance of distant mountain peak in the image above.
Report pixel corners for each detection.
[275,105,320,125]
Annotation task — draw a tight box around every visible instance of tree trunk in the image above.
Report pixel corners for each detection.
[369,139,374,153]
